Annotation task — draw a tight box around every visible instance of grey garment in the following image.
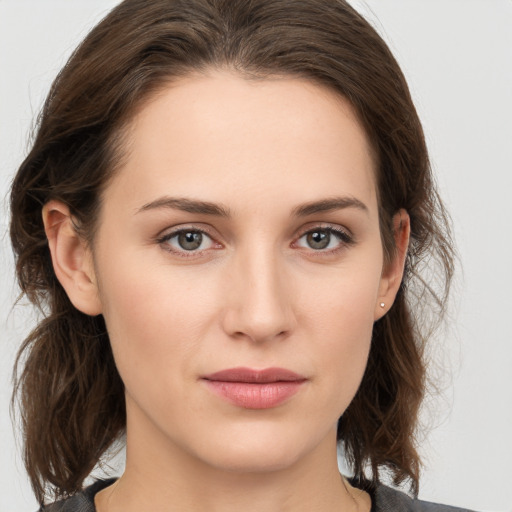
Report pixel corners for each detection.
[40,478,476,512]
[38,480,115,512]
[373,484,475,512]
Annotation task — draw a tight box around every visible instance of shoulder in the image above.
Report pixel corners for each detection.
[39,479,116,512]
[372,484,477,512]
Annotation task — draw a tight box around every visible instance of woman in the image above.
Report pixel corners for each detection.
[9,0,471,510]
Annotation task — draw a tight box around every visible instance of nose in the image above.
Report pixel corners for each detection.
[221,245,296,344]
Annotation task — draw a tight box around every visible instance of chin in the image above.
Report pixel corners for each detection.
[207,446,303,474]
[189,423,329,475]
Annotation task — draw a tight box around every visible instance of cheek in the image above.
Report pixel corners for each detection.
[96,256,218,388]
[319,295,374,382]
[302,258,381,408]
[302,252,381,336]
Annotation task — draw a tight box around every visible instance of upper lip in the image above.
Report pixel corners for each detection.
[203,367,306,383]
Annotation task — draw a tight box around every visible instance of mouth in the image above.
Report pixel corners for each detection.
[202,367,307,409]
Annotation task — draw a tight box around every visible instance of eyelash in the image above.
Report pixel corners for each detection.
[156,226,219,259]
[156,225,355,259]
[293,226,355,255]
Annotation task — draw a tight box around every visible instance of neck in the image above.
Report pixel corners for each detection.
[96,404,370,512]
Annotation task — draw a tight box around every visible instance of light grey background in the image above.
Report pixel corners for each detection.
[1,1,511,511]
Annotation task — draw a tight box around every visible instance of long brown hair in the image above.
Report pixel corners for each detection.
[10,0,454,504]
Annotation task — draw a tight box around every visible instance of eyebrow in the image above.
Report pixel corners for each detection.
[136,195,368,217]
[291,196,368,217]
[137,197,231,217]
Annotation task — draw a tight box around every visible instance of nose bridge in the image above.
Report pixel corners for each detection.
[223,239,295,342]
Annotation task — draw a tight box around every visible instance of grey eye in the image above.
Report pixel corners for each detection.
[306,230,331,250]
[177,231,203,250]
[160,228,216,255]
[296,227,352,252]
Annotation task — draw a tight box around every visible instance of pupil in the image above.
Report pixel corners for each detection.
[307,230,330,250]
[178,231,202,250]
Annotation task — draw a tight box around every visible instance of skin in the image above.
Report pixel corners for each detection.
[43,70,409,512]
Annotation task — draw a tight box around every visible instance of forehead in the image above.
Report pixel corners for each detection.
[107,70,377,215]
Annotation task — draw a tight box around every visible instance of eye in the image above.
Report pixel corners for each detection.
[158,228,217,255]
[295,227,353,252]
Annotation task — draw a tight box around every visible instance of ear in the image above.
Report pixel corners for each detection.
[374,209,410,321]
[42,200,102,316]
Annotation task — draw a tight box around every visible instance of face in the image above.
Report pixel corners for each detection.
[82,71,401,473]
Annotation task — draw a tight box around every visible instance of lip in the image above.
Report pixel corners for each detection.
[202,367,307,409]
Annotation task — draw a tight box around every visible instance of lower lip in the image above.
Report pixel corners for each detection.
[203,380,305,409]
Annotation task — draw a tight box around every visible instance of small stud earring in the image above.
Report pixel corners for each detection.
[380,302,385,308]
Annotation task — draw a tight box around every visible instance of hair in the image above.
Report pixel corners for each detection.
[10,0,454,505]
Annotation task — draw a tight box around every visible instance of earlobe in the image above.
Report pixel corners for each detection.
[42,200,102,316]
[374,209,410,321]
